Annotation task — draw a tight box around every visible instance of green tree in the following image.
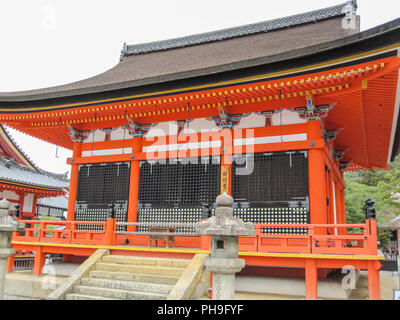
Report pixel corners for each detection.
[344,155,400,249]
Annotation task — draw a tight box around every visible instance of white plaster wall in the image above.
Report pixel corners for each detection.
[23,193,34,213]
[235,113,266,129]
[271,109,306,126]
[0,190,20,201]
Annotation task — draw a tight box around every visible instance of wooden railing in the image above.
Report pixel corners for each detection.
[13,219,108,245]
[238,220,378,255]
[12,218,378,256]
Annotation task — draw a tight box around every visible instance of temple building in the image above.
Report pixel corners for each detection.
[0,124,68,218]
[1,1,399,299]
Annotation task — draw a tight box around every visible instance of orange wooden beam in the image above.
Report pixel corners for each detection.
[66,142,82,221]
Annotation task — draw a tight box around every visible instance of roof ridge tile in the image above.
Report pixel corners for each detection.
[120,1,356,59]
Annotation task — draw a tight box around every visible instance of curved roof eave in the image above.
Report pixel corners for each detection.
[0,18,399,105]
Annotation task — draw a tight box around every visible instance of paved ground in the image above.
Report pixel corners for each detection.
[348,271,399,300]
[8,262,400,300]
[199,271,400,300]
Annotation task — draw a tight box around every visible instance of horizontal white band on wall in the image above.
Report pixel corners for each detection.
[233,134,308,146]
[143,140,222,153]
[81,134,307,156]
[82,148,132,157]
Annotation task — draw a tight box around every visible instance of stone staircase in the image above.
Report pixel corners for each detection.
[65,255,190,300]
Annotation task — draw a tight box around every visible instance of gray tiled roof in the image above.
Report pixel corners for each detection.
[37,195,68,209]
[121,1,357,59]
[1,124,37,169]
[0,157,68,189]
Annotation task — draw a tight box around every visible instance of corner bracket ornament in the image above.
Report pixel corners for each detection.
[127,120,156,137]
[68,127,91,143]
[323,128,342,142]
[295,104,336,121]
[332,149,348,161]
[208,112,249,129]
[257,111,276,126]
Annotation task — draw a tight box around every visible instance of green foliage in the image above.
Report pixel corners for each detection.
[344,182,377,223]
[377,228,391,248]
[344,155,400,248]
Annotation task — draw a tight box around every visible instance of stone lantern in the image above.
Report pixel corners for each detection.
[0,199,25,299]
[196,193,254,300]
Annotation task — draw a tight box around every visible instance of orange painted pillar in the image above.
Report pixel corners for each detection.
[307,121,326,231]
[308,149,326,226]
[340,188,347,225]
[6,255,15,273]
[305,259,318,300]
[367,260,381,300]
[127,137,142,232]
[326,170,335,235]
[220,128,233,195]
[333,181,343,235]
[33,246,45,276]
[67,142,83,221]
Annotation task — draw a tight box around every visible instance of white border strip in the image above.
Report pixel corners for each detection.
[141,133,307,153]
[233,133,307,146]
[82,148,132,157]
[143,140,221,153]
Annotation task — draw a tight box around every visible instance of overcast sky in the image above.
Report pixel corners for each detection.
[0,0,399,175]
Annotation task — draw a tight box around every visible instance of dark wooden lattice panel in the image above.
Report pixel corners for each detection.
[232,151,309,202]
[75,162,130,231]
[137,157,220,233]
[74,206,127,231]
[232,151,309,234]
[233,205,309,235]
[138,157,220,206]
[137,206,205,234]
[76,162,130,205]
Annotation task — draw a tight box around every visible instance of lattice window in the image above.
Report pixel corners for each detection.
[75,162,130,231]
[232,151,309,234]
[138,157,220,206]
[137,157,220,233]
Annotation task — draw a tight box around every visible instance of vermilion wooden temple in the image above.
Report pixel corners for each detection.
[1,1,399,299]
[0,124,68,217]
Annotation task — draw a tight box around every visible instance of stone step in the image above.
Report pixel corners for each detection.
[65,293,117,300]
[80,277,174,294]
[89,270,180,285]
[102,255,190,268]
[96,262,185,277]
[73,285,168,300]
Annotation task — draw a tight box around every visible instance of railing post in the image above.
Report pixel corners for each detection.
[104,218,116,246]
[200,235,211,250]
[368,219,378,255]
[255,225,261,252]
[38,222,43,242]
[308,226,315,254]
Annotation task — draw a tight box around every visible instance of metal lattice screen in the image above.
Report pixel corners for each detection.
[232,151,309,234]
[137,157,220,233]
[75,162,130,231]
